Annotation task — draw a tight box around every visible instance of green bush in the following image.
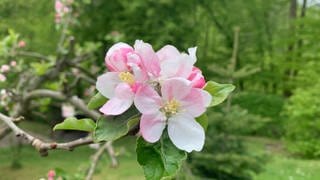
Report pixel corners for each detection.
[284,83,320,158]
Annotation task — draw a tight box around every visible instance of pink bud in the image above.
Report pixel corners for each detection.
[10,61,17,67]
[47,170,56,179]
[188,67,206,88]
[0,65,10,73]
[18,40,26,48]
[0,74,6,82]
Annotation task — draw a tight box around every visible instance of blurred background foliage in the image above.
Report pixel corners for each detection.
[1,0,320,179]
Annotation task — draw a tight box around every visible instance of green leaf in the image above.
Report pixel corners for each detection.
[53,117,95,132]
[196,113,208,131]
[87,92,108,110]
[30,62,52,75]
[204,81,235,107]
[94,108,140,142]
[136,132,187,180]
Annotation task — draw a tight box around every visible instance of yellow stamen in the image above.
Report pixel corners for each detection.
[119,72,135,85]
[163,99,180,115]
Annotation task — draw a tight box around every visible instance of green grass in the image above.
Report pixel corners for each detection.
[0,136,144,180]
[244,137,320,180]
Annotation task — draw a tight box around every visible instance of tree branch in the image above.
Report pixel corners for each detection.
[0,112,94,156]
[16,51,51,61]
[85,142,117,180]
[24,89,100,120]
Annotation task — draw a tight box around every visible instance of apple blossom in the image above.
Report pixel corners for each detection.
[62,104,75,118]
[188,67,206,88]
[47,170,56,180]
[97,41,159,115]
[0,74,6,82]
[0,64,10,73]
[134,78,211,152]
[157,45,196,80]
[18,40,26,48]
[10,61,17,67]
[55,0,64,13]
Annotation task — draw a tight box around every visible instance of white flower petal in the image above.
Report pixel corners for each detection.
[187,47,197,64]
[134,84,162,114]
[99,83,133,115]
[160,54,193,79]
[161,78,192,101]
[140,111,166,143]
[156,45,180,62]
[168,113,205,152]
[96,72,121,98]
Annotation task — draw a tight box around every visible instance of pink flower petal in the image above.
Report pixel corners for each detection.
[140,111,166,143]
[0,74,6,82]
[168,113,205,152]
[161,78,192,101]
[96,72,121,99]
[134,40,160,77]
[99,83,134,115]
[156,45,180,62]
[134,84,162,114]
[180,88,208,117]
[105,42,133,72]
[160,53,194,79]
[188,67,206,88]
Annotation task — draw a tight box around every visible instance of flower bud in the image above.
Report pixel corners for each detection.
[188,67,205,88]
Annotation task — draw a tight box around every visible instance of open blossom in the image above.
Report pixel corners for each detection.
[0,74,6,82]
[134,78,211,152]
[97,40,213,152]
[156,45,196,80]
[96,41,158,115]
[0,65,10,73]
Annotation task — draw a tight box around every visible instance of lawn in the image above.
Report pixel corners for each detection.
[0,137,144,180]
[1,133,320,180]
[245,137,320,180]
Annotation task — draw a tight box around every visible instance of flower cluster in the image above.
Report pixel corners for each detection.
[55,0,73,24]
[96,40,212,152]
[0,60,17,82]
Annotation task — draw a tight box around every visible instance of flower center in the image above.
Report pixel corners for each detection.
[163,99,180,115]
[119,72,135,85]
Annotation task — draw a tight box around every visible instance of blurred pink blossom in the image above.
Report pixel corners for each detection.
[10,61,17,67]
[62,104,75,118]
[0,65,10,73]
[0,74,6,82]
[18,40,26,48]
[47,169,56,180]
[55,0,64,13]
